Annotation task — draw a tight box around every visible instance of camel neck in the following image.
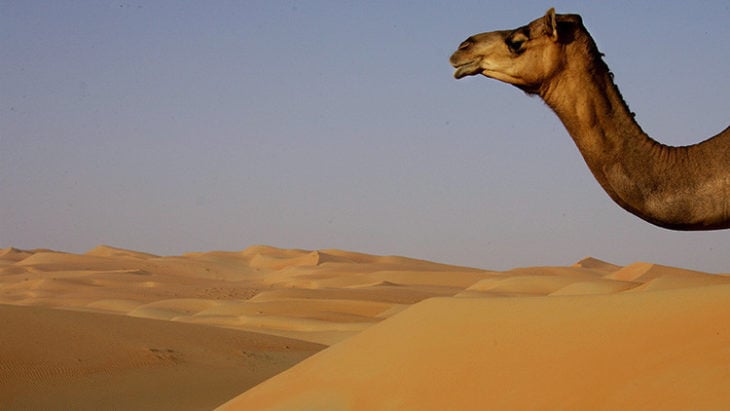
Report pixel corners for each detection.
[541,66,652,162]
[539,64,674,225]
[538,61,730,229]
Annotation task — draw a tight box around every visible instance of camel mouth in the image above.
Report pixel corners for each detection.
[452,60,482,79]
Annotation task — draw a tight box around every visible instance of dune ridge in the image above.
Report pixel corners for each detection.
[1,245,729,409]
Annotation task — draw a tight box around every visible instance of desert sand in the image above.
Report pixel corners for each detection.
[1,245,729,410]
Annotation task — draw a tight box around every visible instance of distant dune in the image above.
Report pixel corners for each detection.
[1,245,729,410]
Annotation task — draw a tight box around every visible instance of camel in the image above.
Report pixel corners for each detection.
[450,8,730,230]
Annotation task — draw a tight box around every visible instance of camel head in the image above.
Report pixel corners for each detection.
[450,8,584,94]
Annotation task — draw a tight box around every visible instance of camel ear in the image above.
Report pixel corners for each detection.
[543,8,558,41]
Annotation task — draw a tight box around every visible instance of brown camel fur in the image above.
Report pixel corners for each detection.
[450,8,730,230]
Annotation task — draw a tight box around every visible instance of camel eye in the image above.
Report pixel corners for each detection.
[507,38,525,52]
[458,39,473,50]
[507,29,529,53]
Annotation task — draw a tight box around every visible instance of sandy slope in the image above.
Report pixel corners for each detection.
[0,304,323,411]
[1,245,729,410]
[219,284,730,410]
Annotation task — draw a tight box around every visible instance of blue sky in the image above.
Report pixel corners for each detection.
[2,1,730,272]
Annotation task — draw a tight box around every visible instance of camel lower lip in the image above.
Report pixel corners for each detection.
[452,62,481,79]
[453,68,469,79]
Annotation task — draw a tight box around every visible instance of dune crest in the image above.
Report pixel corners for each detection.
[85,244,159,259]
[606,261,712,282]
[0,247,34,262]
[572,256,622,272]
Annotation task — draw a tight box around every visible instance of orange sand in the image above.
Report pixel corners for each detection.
[1,246,729,410]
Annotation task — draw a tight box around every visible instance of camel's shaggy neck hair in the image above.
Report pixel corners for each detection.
[578,25,633,116]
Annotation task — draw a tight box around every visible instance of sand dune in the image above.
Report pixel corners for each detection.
[1,245,729,409]
[219,284,730,410]
[0,245,493,346]
[0,304,323,411]
[572,256,622,272]
[86,244,160,259]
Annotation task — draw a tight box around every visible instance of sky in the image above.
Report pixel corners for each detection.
[2,1,730,272]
